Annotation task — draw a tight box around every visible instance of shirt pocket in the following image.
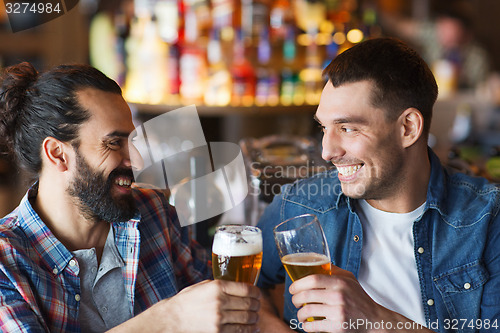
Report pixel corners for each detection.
[433,261,489,330]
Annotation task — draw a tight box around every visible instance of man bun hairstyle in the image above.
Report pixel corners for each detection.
[0,62,122,177]
[0,62,38,150]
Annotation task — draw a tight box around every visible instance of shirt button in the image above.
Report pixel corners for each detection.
[417,247,425,254]
[353,235,360,242]
[102,306,108,313]
[427,299,434,306]
[52,268,59,275]
[464,282,471,290]
[91,267,97,274]
[75,294,81,302]
[69,259,77,267]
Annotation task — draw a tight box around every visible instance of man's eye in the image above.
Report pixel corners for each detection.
[341,127,355,133]
[318,125,326,133]
[107,141,121,149]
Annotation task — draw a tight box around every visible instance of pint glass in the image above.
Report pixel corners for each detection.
[212,225,263,285]
[274,214,331,323]
[273,214,331,281]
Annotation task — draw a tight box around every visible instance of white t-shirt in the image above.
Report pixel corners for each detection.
[356,199,427,326]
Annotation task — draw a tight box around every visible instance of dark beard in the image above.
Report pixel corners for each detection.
[67,151,136,223]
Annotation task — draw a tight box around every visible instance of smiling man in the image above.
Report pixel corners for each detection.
[257,38,500,332]
[0,63,260,332]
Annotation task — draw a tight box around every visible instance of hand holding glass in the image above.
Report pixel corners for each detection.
[274,214,331,281]
[274,214,331,322]
[212,225,263,285]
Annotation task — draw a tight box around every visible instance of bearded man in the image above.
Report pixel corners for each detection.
[0,63,260,333]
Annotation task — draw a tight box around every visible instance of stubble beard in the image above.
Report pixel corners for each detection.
[341,147,405,201]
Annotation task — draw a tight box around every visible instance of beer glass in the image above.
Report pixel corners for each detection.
[274,214,331,281]
[212,225,263,285]
[274,214,331,322]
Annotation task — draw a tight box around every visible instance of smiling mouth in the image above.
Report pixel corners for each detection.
[336,164,363,176]
[114,176,133,188]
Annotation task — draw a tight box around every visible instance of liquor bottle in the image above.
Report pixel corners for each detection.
[269,0,292,41]
[293,0,326,33]
[241,0,270,43]
[179,3,208,104]
[212,0,236,41]
[166,44,181,104]
[204,29,232,106]
[114,8,131,87]
[280,26,298,106]
[123,14,169,104]
[156,0,183,104]
[155,0,183,44]
[123,16,142,103]
[89,11,124,85]
[190,0,212,40]
[299,27,323,105]
[230,29,255,106]
[255,28,280,106]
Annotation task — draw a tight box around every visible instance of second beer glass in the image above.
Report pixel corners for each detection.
[212,225,263,285]
[274,214,331,323]
[273,214,331,282]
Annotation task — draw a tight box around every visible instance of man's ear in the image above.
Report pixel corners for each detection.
[41,137,71,172]
[400,108,424,148]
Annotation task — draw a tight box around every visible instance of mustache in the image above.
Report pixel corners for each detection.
[108,167,135,182]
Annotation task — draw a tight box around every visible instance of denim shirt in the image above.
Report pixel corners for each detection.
[257,149,500,333]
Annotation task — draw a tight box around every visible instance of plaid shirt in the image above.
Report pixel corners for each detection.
[0,187,211,332]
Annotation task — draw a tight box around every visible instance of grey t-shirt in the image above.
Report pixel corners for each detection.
[72,227,132,332]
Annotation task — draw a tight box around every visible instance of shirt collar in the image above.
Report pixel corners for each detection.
[17,185,74,275]
[425,147,447,208]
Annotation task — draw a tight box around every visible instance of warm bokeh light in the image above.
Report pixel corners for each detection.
[346,29,364,43]
[297,33,313,46]
[332,31,346,45]
[316,33,332,45]
[320,20,335,34]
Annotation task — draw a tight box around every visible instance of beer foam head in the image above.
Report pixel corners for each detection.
[281,252,330,266]
[212,227,262,256]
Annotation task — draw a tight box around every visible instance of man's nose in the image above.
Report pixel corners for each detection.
[127,141,144,171]
[321,130,344,162]
[121,146,132,168]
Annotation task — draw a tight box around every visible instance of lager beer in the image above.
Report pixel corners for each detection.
[281,252,331,282]
[212,225,263,285]
[274,214,332,323]
[282,252,331,322]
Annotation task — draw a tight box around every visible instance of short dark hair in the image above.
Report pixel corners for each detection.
[0,62,122,177]
[323,37,438,136]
